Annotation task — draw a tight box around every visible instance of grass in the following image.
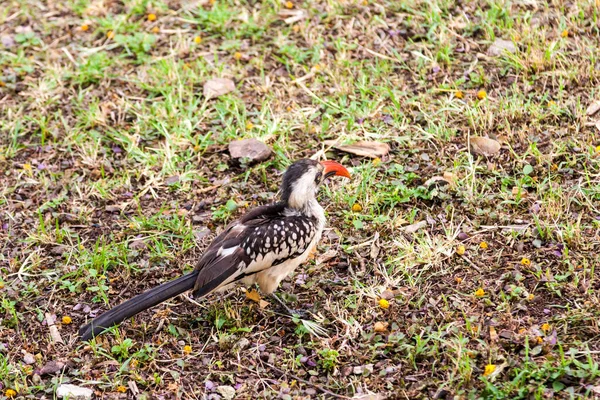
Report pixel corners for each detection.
[1,0,600,398]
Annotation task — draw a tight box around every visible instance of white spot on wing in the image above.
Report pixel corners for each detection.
[219,246,238,257]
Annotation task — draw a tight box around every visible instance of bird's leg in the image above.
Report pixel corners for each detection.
[269,293,308,318]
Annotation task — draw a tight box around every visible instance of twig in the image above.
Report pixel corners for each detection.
[460,255,482,273]
[45,313,64,345]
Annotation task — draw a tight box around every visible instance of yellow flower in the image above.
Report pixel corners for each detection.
[518,328,526,334]
[541,323,550,332]
[521,257,531,266]
[595,145,600,153]
[548,100,556,107]
[378,299,390,309]
[0,281,4,289]
[475,288,485,297]
[107,30,115,39]
[561,29,568,38]
[151,26,160,33]
[351,203,362,212]
[362,0,368,4]
[456,245,466,255]
[477,90,487,100]
[245,121,254,130]
[372,157,381,166]
[81,24,89,31]
[131,359,139,368]
[116,385,127,393]
[209,0,215,4]
[551,163,558,171]
[183,345,192,354]
[23,163,32,173]
[62,316,72,325]
[455,90,464,99]
[479,241,488,250]
[527,293,534,301]
[286,105,293,112]
[285,1,294,9]
[536,336,543,344]
[148,13,157,21]
[5,389,16,398]
[234,52,242,60]
[194,36,202,44]
[313,64,321,72]
[483,364,496,376]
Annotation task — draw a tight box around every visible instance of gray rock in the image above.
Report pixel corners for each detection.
[233,338,250,353]
[56,384,94,400]
[1,35,15,48]
[228,139,272,165]
[23,352,35,365]
[216,385,236,400]
[488,39,517,56]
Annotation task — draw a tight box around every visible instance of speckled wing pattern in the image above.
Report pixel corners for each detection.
[191,203,317,298]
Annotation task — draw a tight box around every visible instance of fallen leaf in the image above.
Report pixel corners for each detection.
[374,321,388,332]
[469,137,501,156]
[490,326,498,341]
[324,140,390,158]
[203,78,235,99]
[487,39,517,56]
[315,249,337,265]
[380,289,394,300]
[245,289,261,303]
[258,299,270,309]
[423,176,452,187]
[401,220,427,234]
[586,101,600,116]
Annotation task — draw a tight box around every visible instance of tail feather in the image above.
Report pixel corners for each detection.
[79,271,199,341]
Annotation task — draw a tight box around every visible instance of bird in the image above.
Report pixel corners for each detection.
[79,159,351,340]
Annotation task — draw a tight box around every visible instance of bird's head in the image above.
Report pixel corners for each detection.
[280,159,351,210]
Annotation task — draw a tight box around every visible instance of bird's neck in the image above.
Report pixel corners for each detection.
[285,198,325,227]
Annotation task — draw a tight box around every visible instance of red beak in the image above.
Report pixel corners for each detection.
[320,160,351,179]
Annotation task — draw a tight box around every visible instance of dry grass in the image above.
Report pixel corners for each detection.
[1,0,600,398]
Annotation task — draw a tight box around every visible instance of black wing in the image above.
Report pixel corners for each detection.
[191,202,317,297]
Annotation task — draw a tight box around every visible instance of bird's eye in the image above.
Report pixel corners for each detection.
[314,171,322,184]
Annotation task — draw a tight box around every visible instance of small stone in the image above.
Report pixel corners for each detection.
[380,289,394,300]
[353,365,365,374]
[23,352,35,365]
[1,35,15,48]
[51,245,67,255]
[216,385,236,400]
[56,384,94,400]
[488,39,517,56]
[233,338,250,353]
[165,175,180,185]
[228,139,272,165]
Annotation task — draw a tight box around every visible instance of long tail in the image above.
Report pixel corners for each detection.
[79,271,199,341]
